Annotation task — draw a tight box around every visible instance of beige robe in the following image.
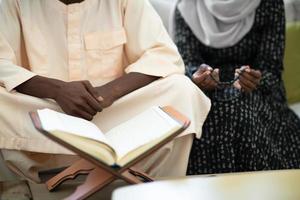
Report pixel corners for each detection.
[0,0,211,182]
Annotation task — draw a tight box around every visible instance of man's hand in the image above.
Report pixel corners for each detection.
[54,81,102,120]
[16,76,102,121]
[94,72,159,108]
[234,66,262,93]
[94,85,115,109]
[192,64,219,91]
[16,73,158,120]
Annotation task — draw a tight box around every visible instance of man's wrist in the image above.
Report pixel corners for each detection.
[94,73,159,104]
[16,75,65,100]
[95,83,118,102]
[46,78,65,100]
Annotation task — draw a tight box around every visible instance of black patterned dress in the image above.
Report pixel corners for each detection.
[174,0,300,175]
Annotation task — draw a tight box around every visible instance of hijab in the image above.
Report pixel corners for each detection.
[170,0,261,48]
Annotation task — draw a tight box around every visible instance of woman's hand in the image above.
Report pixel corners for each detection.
[192,64,219,91]
[234,66,262,93]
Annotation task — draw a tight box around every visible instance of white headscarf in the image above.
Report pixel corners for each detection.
[170,0,261,48]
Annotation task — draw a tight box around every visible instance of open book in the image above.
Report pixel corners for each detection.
[30,106,189,168]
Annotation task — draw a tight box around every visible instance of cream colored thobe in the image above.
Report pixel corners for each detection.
[0,0,211,182]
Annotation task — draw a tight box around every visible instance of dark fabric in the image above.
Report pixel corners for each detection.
[174,0,300,175]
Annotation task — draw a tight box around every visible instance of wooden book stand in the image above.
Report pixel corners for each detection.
[30,106,190,200]
[45,159,152,200]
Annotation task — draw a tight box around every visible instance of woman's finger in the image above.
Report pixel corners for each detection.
[249,69,262,79]
[211,68,220,82]
[239,81,252,93]
[240,72,260,86]
[239,74,256,88]
[234,80,242,90]
[205,80,218,90]
[193,71,210,85]
[201,72,213,85]
[239,75,256,92]
[199,64,213,72]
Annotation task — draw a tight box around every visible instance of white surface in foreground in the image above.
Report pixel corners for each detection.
[112,170,300,200]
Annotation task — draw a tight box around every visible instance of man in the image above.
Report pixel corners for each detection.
[0,0,210,182]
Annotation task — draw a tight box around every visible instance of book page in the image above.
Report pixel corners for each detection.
[51,131,116,166]
[37,109,110,145]
[105,106,181,161]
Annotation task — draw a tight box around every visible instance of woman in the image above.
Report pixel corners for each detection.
[172,0,300,174]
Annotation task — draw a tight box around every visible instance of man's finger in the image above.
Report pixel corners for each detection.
[82,81,103,112]
[98,96,104,102]
[74,97,98,115]
[84,92,103,112]
[81,104,97,116]
[82,80,99,100]
[74,109,94,121]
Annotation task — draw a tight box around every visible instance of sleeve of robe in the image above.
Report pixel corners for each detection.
[0,0,36,92]
[123,0,185,77]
